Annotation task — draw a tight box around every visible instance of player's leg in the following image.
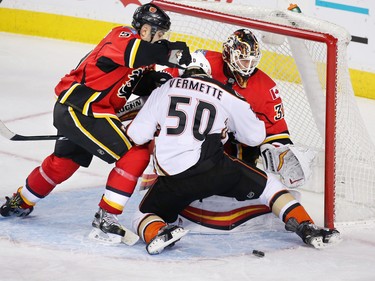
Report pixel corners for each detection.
[56,105,151,243]
[0,139,89,217]
[135,176,198,254]
[55,108,135,242]
[53,103,132,163]
[91,144,150,242]
[228,155,341,248]
[136,157,250,254]
[133,211,188,255]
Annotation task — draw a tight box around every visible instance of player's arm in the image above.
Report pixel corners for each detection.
[126,39,191,69]
[116,69,173,121]
[132,70,173,97]
[228,96,266,147]
[126,86,162,145]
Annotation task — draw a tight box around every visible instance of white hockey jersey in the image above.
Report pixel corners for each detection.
[127,75,266,175]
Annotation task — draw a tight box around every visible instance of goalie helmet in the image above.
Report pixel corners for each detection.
[132,3,171,33]
[222,29,262,88]
[181,51,212,78]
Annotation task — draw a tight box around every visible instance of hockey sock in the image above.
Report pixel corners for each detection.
[284,205,313,224]
[137,214,167,243]
[99,145,150,214]
[99,167,139,214]
[16,187,34,208]
[269,189,313,224]
[21,154,80,205]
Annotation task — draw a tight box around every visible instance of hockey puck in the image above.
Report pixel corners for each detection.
[252,250,265,257]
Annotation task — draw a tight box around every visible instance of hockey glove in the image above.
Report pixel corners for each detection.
[132,70,172,97]
[156,40,192,68]
[260,143,315,188]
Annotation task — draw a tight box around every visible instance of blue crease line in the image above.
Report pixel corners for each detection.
[315,0,369,15]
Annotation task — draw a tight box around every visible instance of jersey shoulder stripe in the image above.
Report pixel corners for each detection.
[126,39,141,68]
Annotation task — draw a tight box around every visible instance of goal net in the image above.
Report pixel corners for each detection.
[152,0,375,227]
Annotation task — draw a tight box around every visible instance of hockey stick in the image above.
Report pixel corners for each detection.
[0,119,64,141]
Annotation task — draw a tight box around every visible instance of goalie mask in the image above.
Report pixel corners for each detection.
[222,29,262,88]
[132,3,171,40]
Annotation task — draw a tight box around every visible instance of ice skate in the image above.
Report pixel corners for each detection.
[89,208,139,245]
[146,225,189,255]
[0,188,33,217]
[285,217,342,248]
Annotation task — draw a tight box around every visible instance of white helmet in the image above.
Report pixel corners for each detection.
[180,51,212,77]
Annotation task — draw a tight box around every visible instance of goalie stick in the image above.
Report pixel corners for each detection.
[0,119,64,141]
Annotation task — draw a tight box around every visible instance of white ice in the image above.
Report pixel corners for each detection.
[1,32,375,281]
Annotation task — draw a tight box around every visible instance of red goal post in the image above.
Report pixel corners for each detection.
[151,0,375,228]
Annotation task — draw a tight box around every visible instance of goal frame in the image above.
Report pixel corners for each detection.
[152,0,338,228]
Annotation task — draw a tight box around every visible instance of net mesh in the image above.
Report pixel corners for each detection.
[157,0,375,223]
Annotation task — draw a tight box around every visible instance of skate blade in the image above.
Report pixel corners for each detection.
[309,236,324,248]
[324,232,343,246]
[310,233,342,249]
[88,228,123,244]
[121,228,140,246]
[88,227,140,246]
[147,228,189,255]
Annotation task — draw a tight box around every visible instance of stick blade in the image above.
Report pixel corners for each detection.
[0,119,63,141]
[0,120,16,140]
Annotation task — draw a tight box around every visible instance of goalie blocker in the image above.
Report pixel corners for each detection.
[260,143,315,188]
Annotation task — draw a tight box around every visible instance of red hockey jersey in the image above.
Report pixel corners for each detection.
[204,50,290,144]
[164,50,291,143]
[55,26,159,117]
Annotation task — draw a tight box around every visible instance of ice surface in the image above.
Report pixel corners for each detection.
[1,32,375,281]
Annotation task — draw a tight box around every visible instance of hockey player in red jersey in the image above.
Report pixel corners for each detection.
[0,3,191,243]
[127,56,340,255]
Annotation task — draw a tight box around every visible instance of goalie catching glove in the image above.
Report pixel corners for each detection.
[260,143,315,188]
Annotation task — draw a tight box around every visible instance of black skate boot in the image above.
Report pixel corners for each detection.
[146,225,189,255]
[92,208,125,235]
[0,188,34,217]
[89,208,139,245]
[285,217,341,248]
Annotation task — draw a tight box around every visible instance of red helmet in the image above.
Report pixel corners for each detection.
[222,29,261,88]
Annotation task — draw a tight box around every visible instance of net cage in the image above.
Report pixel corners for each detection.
[152,0,375,227]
